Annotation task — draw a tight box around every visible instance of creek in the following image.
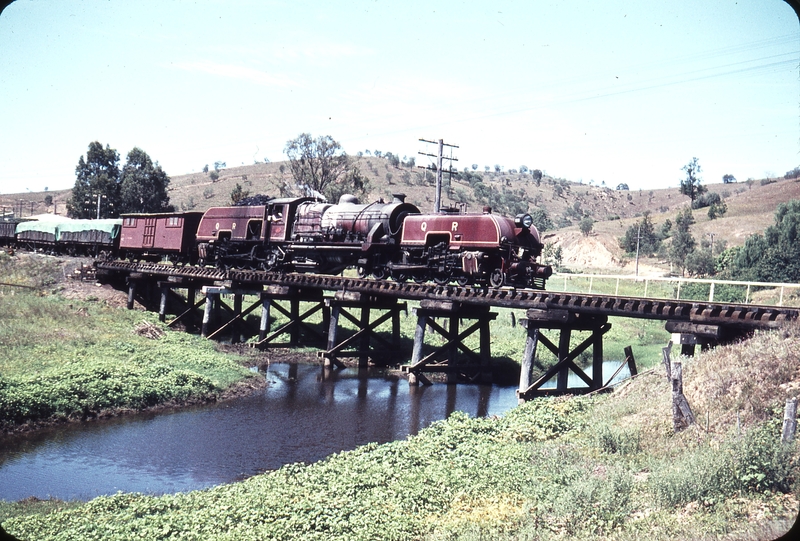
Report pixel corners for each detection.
[0,361,629,502]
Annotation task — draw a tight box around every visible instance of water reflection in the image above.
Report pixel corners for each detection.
[0,363,519,502]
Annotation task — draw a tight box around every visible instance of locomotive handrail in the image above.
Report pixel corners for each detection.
[95,260,800,330]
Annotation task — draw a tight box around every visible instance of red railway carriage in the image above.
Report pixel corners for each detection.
[120,212,204,263]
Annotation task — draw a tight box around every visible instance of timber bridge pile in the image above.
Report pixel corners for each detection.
[95,261,800,399]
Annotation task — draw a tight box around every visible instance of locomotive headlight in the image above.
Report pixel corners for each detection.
[515,213,534,229]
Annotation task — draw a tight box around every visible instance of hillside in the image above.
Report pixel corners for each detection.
[3,156,800,277]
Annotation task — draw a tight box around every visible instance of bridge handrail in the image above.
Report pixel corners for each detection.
[554,272,800,306]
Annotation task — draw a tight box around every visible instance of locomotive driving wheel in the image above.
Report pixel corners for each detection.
[489,269,505,288]
[433,272,451,286]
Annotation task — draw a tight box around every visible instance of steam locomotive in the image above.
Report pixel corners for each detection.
[3,193,552,289]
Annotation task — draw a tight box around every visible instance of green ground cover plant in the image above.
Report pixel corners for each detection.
[1,255,798,539]
[0,281,256,431]
[3,325,799,540]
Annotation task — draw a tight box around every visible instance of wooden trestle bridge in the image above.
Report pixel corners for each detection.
[95,261,800,400]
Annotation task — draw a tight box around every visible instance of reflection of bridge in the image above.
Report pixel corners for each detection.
[96,261,800,399]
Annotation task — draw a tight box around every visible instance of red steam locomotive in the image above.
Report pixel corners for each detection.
[117,193,552,289]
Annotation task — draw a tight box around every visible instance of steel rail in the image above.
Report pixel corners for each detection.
[95,261,799,329]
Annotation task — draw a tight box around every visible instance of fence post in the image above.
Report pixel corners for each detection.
[662,341,673,382]
[671,361,695,432]
[709,281,715,302]
[782,397,798,444]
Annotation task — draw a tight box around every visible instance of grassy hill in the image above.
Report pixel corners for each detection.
[4,156,800,277]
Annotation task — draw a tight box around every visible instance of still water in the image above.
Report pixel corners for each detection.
[0,363,519,502]
[0,361,630,502]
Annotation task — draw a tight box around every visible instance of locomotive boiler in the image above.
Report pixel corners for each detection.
[195,194,420,275]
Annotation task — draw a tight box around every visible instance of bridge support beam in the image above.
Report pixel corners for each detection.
[319,292,406,369]
[198,285,264,342]
[252,286,328,349]
[665,321,722,356]
[125,273,160,312]
[402,300,496,385]
[517,309,615,401]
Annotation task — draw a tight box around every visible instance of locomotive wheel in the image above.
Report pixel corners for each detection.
[456,275,470,286]
[489,269,505,288]
[372,267,387,280]
[433,273,451,286]
[391,271,408,283]
[412,273,427,284]
[357,266,368,278]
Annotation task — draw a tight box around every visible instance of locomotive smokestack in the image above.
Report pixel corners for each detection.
[392,193,406,203]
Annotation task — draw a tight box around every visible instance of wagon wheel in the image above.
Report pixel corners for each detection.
[489,269,505,288]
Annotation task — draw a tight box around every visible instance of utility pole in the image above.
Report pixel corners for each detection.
[635,222,642,277]
[418,138,458,213]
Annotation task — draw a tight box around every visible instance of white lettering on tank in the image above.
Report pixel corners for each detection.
[451,222,459,232]
[421,222,427,231]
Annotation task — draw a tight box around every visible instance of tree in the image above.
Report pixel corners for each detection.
[119,148,172,214]
[44,195,53,206]
[203,164,209,174]
[230,183,250,204]
[579,216,594,236]
[284,133,366,202]
[707,200,727,220]
[669,209,696,275]
[619,212,660,255]
[616,183,629,190]
[679,157,706,202]
[471,164,478,171]
[529,208,553,232]
[686,249,715,277]
[725,199,800,282]
[722,173,736,183]
[67,141,121,218]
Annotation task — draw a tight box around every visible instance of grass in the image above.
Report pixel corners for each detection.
[0,256,257,431]
[2,324,799,540]
[1,254,798,539]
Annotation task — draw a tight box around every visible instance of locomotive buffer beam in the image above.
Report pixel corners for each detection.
[517,310,612,400]
[252,286,328,349]
[402,300,497,385]
[319,292,406,369]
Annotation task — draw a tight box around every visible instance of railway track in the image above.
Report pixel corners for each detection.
[96,260,799,330]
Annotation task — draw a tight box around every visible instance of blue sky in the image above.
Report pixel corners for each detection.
[0,0,798,195]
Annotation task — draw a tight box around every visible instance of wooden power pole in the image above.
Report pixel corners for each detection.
[419,138,458,213]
